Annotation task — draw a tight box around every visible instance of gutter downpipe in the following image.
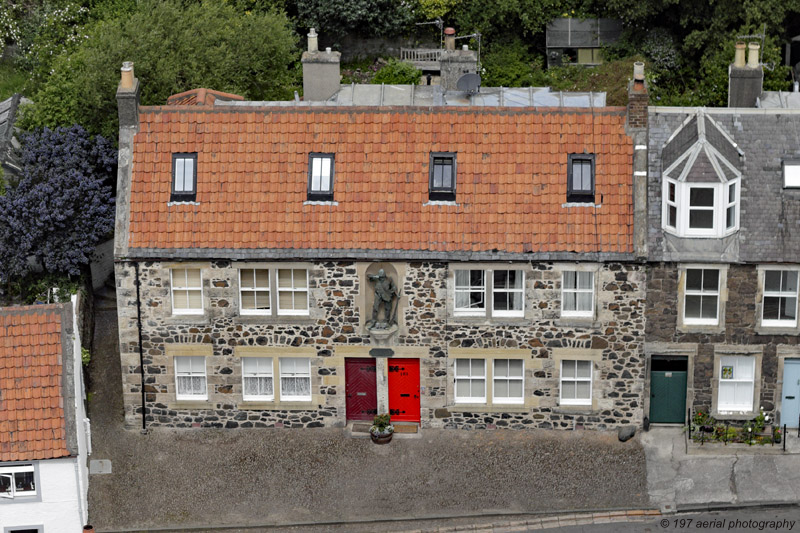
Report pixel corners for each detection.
[133,261,147,433]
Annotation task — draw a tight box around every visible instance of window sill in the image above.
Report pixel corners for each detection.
[447,316,529,326]
[552,405,597,414]
[169,401,213,409]
[448,404,530,414]
[712,411,757,421]
[424,200,459,206]
[562,202,601,208]
[168,201,200,206]
[239,401,316,410]
[233,315,316,326]
[304,200,338,206]
[755,325,800,336]
[678,323,724,335]
[554,317,598,328]
[164,315,208,325]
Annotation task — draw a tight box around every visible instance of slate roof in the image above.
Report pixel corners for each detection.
[648,109,800,262]
[662,111,742,183]
[126,105,635,259]
[0,305,70,462]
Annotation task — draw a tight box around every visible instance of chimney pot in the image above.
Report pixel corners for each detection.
[120,61,134,90]
[326,47,331,54]
[734,42,746,68]
[307,28,318,53]
[633,61,645,81]
[462,44,468,51]
[747,42,760,68]
[444,27,456,51]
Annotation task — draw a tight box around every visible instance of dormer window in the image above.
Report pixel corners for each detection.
[429,152,456,201]
[171,153,197,202]
[661,111,743,238]
[567,154,595,203]
[308,153,334,201]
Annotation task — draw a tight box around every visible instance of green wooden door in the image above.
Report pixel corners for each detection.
[650,361,687,424]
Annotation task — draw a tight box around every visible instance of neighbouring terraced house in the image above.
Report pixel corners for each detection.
[113,33,650,432]
[0,300,91,532]
[644,42,800,428]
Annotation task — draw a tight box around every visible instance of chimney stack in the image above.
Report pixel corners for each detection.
[116,61,140,128]
[301,29,341,101]
[440,33,478,91]
[728,41,763,108]
[627,62,649,260]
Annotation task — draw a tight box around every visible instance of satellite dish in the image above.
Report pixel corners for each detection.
[456,73,482,93]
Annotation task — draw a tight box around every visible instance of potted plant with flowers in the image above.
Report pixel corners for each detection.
[370,413,394,444]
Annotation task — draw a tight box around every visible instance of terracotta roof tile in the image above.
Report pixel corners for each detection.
[0,305,70,462]
[129,106,634,254]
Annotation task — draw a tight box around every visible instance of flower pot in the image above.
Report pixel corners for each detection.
[370,432,393,444]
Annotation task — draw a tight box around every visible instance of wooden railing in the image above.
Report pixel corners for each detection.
[400,48,442,70]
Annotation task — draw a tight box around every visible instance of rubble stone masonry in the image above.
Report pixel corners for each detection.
[115,260,646,430]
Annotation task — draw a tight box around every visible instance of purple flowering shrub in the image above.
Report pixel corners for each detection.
[0,125,116,283]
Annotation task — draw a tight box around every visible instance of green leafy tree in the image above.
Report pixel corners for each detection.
[372,59,421,85]
[295,0,413,41]
[452,0,582,41]
[22,0,299,138]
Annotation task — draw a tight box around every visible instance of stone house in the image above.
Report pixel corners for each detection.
[113,44,650,431]
[644,42,800,428]
[0,299,91,531]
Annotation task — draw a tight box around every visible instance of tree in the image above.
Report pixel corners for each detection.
[0,125,115,282]
[372,59,422,85]
[21,0,299,139]
[295,0,413,41]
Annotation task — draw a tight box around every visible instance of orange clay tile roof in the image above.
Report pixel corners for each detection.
[128,106,634,255]
[166,88,244,106]
[0,305,70,462]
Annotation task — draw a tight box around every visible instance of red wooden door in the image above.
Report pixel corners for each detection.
[345,358,378,421]
[388,358,420,422]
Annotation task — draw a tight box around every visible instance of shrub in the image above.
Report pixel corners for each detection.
[372,58,421,85]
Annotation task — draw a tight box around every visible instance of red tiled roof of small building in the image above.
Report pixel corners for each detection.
[128,105,634,254]
[0,305,70,462]
[166,88,244,106]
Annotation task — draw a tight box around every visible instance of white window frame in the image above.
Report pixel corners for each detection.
[454,269,486,316]
[784,161,800,188]
[561,270,594,318]
[662,179,740,238]
[172,153,196,195]
[491,270,525,318]
[239,268,271,316]
[718,355,755,413]
[454,358,487,403]
[0,464,37,499]
[559,360,593,406]
[174,356,207,400]
[279,357,312,402]
[683,268,720,326]
[492,359,524,404]
[308,153,334,198]
[242,357,274,401]
[761,269,799,328]
[276,269,309,316]
[170,268,203,315]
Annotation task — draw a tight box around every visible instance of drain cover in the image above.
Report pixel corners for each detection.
[89,459,112,474]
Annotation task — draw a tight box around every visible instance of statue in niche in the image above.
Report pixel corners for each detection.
[367,269,399,330]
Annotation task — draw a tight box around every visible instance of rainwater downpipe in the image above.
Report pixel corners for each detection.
[133,261,147,433]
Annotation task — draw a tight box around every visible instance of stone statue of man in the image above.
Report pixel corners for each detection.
[367,269,399,328]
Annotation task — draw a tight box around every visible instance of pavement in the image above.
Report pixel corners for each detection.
[86,286,800,531]
[642,426,800,514]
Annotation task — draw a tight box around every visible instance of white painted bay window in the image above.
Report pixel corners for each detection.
[662,179,740,238]
[718,356,755,413]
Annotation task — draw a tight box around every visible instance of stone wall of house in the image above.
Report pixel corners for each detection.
[645,263,800,421]
[115,260,646,430]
